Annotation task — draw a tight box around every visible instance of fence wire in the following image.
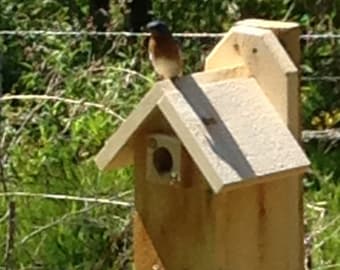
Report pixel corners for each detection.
[0,29,339,142]
[301,76,340,82]
[0,30,340,40]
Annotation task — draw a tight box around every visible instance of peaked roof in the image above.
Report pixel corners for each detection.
[95,75,309,193]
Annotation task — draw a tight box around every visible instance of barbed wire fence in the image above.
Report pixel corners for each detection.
[0,29,339,161]
[0,29,340,39]
[1,29,339,141]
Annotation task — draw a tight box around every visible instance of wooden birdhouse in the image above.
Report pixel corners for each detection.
[95,19,310,270]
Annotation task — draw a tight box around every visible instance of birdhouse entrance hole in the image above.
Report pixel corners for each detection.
[153,146,173,175]
[146,134,182,184]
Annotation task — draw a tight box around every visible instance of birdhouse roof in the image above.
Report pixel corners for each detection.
[95,74,309,193]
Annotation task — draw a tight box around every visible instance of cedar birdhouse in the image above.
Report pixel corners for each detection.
[96,19,310,270]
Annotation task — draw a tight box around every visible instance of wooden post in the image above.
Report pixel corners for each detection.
[236,19,301,67]
[205,19,304,270]
[236,19,302,139]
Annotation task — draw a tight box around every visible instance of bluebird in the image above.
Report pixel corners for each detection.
[146,20,182,80]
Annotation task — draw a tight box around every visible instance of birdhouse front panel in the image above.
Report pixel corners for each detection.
[133,127,216,270]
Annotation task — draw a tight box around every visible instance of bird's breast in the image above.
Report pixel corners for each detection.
[152,57,182,79]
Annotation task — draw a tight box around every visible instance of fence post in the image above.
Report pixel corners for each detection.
[206,19,305,270]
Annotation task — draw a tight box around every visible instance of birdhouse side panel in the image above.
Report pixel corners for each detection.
[213,178,303,270]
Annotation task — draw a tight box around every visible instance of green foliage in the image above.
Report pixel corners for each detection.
[304,143,340,268]
[0,0,339,269]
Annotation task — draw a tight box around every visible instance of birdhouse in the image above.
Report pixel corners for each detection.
[95,19,310,270]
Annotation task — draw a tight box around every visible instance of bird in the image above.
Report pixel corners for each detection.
[146,20,182,80]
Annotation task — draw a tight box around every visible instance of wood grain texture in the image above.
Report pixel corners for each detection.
[134,117,305,269]
[236,19,301,66]
[133,113,214,270]
[133,211,164,270]
[205,24,299,135]
[205,20,306,270]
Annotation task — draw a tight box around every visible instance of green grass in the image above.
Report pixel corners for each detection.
[304,143,340,269]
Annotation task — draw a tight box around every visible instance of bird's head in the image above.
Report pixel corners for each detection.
[146,20,171,36]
